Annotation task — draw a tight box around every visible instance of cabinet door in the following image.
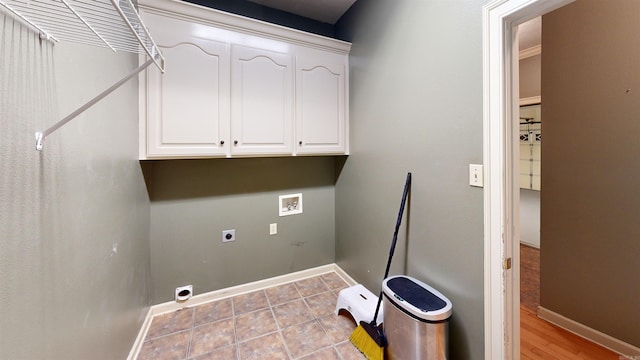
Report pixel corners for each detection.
[231,45,293,156]
[144,15,230,158]
[295,56,346,155]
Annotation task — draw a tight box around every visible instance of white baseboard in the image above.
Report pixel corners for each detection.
[127,263,356,359]
[519,241,539,249]
[332,263,358,286]
[127,309,154,360]
[537,306,640,357]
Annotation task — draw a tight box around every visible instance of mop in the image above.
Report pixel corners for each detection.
[349,172,411,360]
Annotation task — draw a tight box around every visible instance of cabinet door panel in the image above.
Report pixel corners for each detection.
[161,44,222,143]
[144,14,230,158]
[296,57,346,154]
[231,45,293,155]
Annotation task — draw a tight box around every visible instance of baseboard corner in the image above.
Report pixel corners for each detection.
[127,307,153,360]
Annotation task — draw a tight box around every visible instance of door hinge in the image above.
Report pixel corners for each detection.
[503,257,512,270]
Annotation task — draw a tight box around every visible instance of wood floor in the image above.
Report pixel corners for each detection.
[519,244,620,360]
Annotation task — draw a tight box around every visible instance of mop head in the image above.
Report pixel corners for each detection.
[350,320,385,360]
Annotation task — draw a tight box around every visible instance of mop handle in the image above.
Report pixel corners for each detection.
[371,172,412,324]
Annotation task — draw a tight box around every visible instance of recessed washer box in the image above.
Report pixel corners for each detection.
[279,193,302,216]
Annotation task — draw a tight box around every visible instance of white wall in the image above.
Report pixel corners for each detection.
[519,20,542,248]
[520,189,541,247]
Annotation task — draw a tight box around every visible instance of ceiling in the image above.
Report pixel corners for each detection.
[247,0,357,24]
[244,1,538,44]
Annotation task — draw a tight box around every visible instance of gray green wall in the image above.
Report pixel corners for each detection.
[142,1,346,305]
[1,1,495,358]
[335,1,488,358]
[541,0,640,347]
[0,14,151,359]
[147,157,337,303]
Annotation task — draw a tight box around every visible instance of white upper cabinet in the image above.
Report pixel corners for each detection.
[295,56,347,155]
[142,13,230,158]
[231,45,293,156]
[138,0,350,159]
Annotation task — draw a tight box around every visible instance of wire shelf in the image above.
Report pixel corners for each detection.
[0,0,166,150]
[0,0,164,71]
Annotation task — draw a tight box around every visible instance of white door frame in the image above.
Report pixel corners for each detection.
[482,0,574,359]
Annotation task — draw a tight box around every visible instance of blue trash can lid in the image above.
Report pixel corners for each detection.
[382,275,452,322]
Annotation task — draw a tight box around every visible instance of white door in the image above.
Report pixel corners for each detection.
[144,14,230,158]
[295,57,346,155]
[230,45,293,156]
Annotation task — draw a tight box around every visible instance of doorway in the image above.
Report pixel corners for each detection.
[485,0,640,358]
[517,11,542,332]
[515,27,618,356]
[482,0,574,358]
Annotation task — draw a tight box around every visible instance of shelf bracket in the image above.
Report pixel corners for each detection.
[35,57,156,151]
[0,1,58,42]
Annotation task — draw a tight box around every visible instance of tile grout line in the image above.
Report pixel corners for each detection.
[234,290,292,359]
[278,331,295,360]
[335,341,348,360]
[185,309,195,360]
[324,273,357,360]
[301,276,340,359]
[230,296,240,360]
[315,283,347,360]
[263,289,294,359]
[292,277,324,356]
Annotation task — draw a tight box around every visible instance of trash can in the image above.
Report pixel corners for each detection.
[382,275,452,360]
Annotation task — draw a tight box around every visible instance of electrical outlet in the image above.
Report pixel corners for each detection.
[175,285,193,302]
[270,223,277,235]
[279,193,302,216]
[222,229,235,242]
[469,164,484,187]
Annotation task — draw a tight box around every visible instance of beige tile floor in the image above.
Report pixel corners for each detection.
[136,272,367,360]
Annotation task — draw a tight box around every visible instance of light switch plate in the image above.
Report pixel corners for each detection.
[270,223,277,235]
[469,164,484,187]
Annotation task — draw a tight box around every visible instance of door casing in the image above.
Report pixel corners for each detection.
[482,0,574,358]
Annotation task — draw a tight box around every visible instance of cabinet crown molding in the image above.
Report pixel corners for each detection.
[138,0,351,55]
